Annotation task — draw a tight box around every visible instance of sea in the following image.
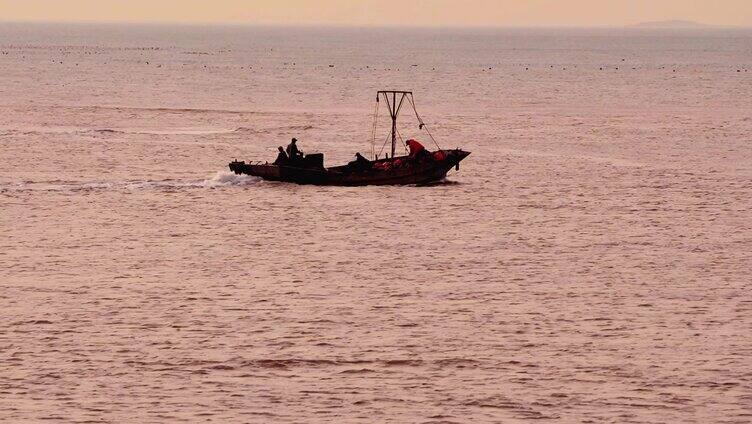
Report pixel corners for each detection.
[1,22,751,423]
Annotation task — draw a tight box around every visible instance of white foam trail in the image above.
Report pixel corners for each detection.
[200,171,261,188]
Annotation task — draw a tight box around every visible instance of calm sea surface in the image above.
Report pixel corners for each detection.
[1,23,751,423]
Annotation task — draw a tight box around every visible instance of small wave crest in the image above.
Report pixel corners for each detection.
[234,124,314,134]
[122,171,261,189]
[233,126,260,134]
[89,128,238,136]
[3,127,239,136]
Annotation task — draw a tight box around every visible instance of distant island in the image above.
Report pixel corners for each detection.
[631,20,711,29]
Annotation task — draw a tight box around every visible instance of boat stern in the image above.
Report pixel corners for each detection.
[229,160,245,174]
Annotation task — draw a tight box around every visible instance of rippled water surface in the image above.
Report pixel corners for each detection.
[1,23,752,423]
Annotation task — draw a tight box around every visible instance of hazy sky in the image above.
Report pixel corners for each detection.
[1,0,750,27]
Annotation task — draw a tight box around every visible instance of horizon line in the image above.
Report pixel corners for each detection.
[0,19,749,30]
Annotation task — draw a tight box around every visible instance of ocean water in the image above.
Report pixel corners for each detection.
[1,23,751,423]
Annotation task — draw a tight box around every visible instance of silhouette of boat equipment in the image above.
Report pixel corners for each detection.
[229,91,470,186]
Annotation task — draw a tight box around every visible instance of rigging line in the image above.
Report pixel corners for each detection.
[377,131,391,158]
[407,94,442,150]
[395,92,407,117]
[371,98,379,160]
[395,128,407,155]
[383,92,395,119]
[378,132,391,157]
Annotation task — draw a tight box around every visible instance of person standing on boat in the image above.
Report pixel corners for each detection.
[286,138,302,162]
[273,146,288,165]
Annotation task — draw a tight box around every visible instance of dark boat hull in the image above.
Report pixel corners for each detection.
[229,149,470,186]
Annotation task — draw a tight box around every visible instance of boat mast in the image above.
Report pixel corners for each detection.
[391,92,397,159]
[378,90,411,159]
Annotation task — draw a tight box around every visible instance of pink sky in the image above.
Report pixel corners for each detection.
[0,0,750,26]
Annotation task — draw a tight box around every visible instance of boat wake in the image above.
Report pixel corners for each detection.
[201,171,261,187]
[415,178,463,187]
[0,171,261,194]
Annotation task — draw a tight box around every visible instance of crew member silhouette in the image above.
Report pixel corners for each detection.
[286,138,303,162]
[274,146,288,165]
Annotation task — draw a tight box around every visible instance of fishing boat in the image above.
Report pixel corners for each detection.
[228,91,470,186]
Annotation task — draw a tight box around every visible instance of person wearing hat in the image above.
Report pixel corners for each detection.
[286,138,302,162]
